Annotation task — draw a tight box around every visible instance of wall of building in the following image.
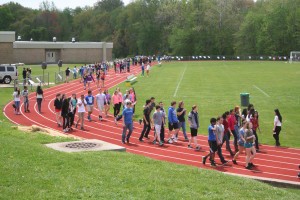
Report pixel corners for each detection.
[62,48,104,63]
[13,48,45,64]
[0,43,14,64]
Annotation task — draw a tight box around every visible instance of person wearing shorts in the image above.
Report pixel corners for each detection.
[153,105,164,146]
[96,89,106,121]
[167,101,179,144]
[233,121,247,165]
[244,122,256,169]
[54,93,63,126]
[176,101,188,141]
[187,105,200,150]
[202,118,218,167]
[104,89,111,117]
[85,90,94,122]
[76,94,87,130]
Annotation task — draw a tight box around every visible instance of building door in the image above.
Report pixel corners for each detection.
[46,51,56,63]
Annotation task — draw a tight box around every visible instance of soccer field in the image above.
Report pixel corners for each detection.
[115,61,300,148]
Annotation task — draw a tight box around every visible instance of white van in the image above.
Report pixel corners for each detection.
[0,64,19,84]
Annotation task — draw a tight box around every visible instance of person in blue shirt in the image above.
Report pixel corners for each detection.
[167,101,180,144]
[122,101,134,144]
[85,90,94,121]
[202,118,218,167]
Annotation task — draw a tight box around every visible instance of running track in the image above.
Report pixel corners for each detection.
[3,64,300,186]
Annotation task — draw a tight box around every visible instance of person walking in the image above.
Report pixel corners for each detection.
[75,94,87,130]
[167,101,180,144]
[202,118,218,167]
[85,90,94,122]
[54,93,63,126]
[228,109,238,153]
[159,102,166,143]
[96,89,106,121]
[251,111,260,151]
[65,67,70,83]
[21,86,30,113]
[215,116,228,164]
[73,66,78,79]
[121,101,134,144]
[152,105,164,146]
[232,121,248,165]
[187,105,200,150]
[36,86,44,113]
[146,62,150,77]
[13,87,21,115]
[104,89,111,117]
[244,122,256,169]
[68,94,77,130]
[176,101,189,141]
[112,90,120,117]
[61,96,70,133]
[273,109,282,146]
[139,99,152,142]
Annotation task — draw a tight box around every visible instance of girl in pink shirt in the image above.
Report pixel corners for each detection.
[112,90,120,117]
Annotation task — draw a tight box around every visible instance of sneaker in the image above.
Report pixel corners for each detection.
[152,140,156,145]
[221,160,228,164]
[159,141,163,146]
[121,141,125,144]
[184,138,189,142]
[249,163,255,167]
[80,127,85,130]
[202,156,207,165]
[139,139,144,142]
[188,144,192,149]
[210,161,216,167]
[245,164,252,170]
[195,146,201,151]
[232,159,237,165]
[99,115,102,121]
[173,137,178,143]
[168,138,173,144]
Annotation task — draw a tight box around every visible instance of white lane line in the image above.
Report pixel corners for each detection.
[253,85,270,97]
[173,66,187,97]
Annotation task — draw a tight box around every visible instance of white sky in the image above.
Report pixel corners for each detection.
[0,0,132,9]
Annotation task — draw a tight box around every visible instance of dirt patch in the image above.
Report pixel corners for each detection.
[16,125,82,140]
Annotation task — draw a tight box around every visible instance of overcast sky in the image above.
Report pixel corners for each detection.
[0,0,132,9]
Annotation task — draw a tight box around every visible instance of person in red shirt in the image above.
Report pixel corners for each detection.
[228,109,238,153]
[250,111,260,151]
[222,112,234,156]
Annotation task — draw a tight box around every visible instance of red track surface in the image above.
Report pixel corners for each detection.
[4,64,300,185]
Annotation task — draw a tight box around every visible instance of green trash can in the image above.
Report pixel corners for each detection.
[240,93,250,107]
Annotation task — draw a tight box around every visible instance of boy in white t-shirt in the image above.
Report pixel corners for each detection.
[76,94,87,130]
[95,89,106,121]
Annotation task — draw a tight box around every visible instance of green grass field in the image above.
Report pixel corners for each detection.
[1,61,300,199]
[114,61,300,148]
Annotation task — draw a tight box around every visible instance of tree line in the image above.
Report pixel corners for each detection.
[0,0,299,58]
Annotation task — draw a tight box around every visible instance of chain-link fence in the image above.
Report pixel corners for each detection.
[55,70,79,84]
[13,73,50,91]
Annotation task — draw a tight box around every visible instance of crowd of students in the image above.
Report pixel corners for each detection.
[12,61,284,170]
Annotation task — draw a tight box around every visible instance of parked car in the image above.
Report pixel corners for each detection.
[0,63,23,84]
